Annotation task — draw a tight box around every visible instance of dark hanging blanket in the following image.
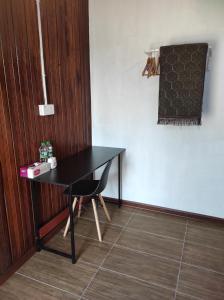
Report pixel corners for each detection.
[158,43,208,125]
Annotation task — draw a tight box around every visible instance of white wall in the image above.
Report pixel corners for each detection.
[89,0,224,218]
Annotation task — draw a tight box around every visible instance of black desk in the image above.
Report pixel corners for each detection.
[29,146,125,263]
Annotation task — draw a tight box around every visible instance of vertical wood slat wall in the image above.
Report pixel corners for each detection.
[0,0,91,280]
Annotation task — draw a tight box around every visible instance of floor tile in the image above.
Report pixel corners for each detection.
[81,202,133,227]
[133,209,187,224]
[47,232,111,266]
[188,218,224,232]
[74,218,122,244]
[116,229,183,261]
[182,242,224,274]
[104,202,135,213]
[178,264,224,300]
[175,293,199,300]
[102,246,179,289]
[84,269,175,300]
[186,224,224,249]
[3,204,224,300]
[0,273,78,300]
[126,213,186,240]
[18,251,97,297]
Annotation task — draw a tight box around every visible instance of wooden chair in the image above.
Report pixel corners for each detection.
[63,160,112,241]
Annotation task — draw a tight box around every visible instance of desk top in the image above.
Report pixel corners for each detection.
[30,146,125,187]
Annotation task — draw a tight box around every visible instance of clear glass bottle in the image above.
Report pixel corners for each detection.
[39,142,46,162]
[46,140,53,158]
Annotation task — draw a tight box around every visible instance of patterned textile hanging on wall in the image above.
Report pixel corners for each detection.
[158,43,208,125]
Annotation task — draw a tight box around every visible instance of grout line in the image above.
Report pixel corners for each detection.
[186,217,224,227]
[63,217,224,278]
[99,266,174,292]
[80,260,99,268]
[174,219,188,300]
[133,211,186,224]
[60,228,181,265]
[80,216,124,228]
[113,244,180,263]
[175,291,201,300]
[79,245,224,298]
[81,262,207,299]
[14,204,223,300]
[83,205,133,216]
[82,204,224,248]
[74,233,113,245]
[78,211,135,300]
[70,215,224,252]
[74,217,186,247]
[15,207,223,300]
[181,261,224,276]
[81,213,188,237]
[116,204,187,219]
[181,238,224,252]
[78,222,224,253]
[35,204,224,299]
[16,272,80,298]
[111,226,185,242]
[80,296,89,300]
[108,202,224,227]
[82,206,186,225]
[38,229,224,293]
[76,231,224,277]
[71,210,224,252]
[76,219,223,268]
[101,201,224,231]
[76,232,224,278]
[82,203,133,214]
[79,215,185,242]
[187,222,224,233]
[75,227,182,244]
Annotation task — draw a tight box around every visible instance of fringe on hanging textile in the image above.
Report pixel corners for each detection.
[157,118,201,126]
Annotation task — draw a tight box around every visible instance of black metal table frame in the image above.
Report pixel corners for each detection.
[30,152,123,264]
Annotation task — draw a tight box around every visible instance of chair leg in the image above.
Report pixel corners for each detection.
[92,198,102,242]
[99,194,111,222]
[78,197,83,218]
[63,197,77,238]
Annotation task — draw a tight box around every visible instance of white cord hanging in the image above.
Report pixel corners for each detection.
[36,0,48,105]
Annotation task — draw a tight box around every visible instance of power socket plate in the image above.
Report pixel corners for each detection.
[38,104,55,116]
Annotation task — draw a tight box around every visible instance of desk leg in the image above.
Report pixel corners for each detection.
[118,153,122,207]
[68,186,76,263]
[30,181,41,251]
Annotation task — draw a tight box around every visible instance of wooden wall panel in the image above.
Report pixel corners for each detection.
[0,0,91,280]
[0,165,11,275]
[0,89,12,275]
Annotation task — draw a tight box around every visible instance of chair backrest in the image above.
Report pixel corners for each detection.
[94,159,113,195]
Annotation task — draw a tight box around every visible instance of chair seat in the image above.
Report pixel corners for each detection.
[64,180,100,197]
[63,160,113,242]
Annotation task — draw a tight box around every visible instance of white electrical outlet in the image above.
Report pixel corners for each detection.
[38,104,55,116]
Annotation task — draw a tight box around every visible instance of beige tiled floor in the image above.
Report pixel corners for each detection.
[1,202,224,299]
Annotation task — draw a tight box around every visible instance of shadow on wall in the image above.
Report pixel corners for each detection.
[202,40,216,115]
[203,70,212,115]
